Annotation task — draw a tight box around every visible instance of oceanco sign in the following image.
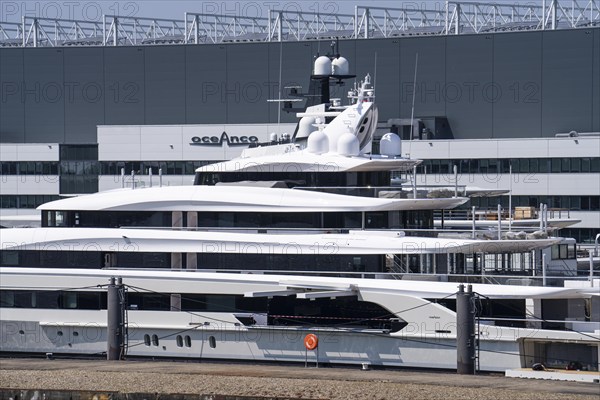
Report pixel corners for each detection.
[190,131,259,147]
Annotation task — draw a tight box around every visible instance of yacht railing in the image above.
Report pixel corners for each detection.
[436,207,572,223]
[119,225,564,241]
[104,267,598,285]
[293,185,469,199]
[477,317,600,334]
[118,225,504,237]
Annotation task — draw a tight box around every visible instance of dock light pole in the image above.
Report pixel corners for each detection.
[107,277,126,361]
[457,284,476,375]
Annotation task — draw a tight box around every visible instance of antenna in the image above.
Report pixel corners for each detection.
[373,52,378,100]
[277,40,283,127]
[410,53,419,141]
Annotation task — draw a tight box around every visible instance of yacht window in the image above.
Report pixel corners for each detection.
[55,211,67,227]
[551,244,570,260]
[0,291,15,307]
[185,335,192,347]
[127,293,170,310]
[176,335,183,347]
[62,292,78,309]
[32,292,60,309]
[152,334,159,346]
[208,336,216,349]
[0,251,19,266]
[0,290,106,310]
[551,158,561,173]
[144,334,151,346]
[267,296,401,331]
[14,292,33,308]
[567,245,576,259]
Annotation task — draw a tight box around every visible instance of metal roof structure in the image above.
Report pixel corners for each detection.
[1,1,599,47]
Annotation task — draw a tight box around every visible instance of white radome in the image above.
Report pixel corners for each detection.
[314,56,332,76]
[307,129,329,154]
[380,132,402,156]
[337,132,360,156]
[332,56,350,75]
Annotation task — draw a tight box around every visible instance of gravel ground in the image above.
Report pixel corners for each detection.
[1,359,599,400]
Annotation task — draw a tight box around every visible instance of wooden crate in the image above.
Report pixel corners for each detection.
[515,206,536,220]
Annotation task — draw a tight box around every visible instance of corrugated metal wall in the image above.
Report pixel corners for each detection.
[1,28,599,143]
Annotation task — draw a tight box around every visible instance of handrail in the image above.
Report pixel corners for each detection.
[2,1,598,47]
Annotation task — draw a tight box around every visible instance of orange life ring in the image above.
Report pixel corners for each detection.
[304,333,318,350]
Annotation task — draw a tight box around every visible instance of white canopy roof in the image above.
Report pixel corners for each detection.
[196,149,421,174]
[3,228,560,255]
[38,185,468,212]
[1,267,595,300]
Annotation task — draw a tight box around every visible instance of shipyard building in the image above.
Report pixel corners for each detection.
[1,1,599,243]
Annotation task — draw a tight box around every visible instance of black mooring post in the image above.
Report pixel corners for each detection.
[457,284,476,374]
[107,276,124,360]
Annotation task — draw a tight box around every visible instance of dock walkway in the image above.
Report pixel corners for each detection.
[1,358,599,399]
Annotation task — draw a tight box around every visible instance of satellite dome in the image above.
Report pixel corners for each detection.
[379,132,402,156]
[307,130,329,154]
[337,132,360,156]
[314,56,332,76]
[269,132,278,142]
[332,56,350,75]
[296,116,316,140]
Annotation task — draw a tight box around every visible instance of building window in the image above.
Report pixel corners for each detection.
[0,195,60,209]
[59,145,99,194]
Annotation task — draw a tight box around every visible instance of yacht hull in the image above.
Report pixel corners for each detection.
[1,309,521,372]
[1,268,597,372]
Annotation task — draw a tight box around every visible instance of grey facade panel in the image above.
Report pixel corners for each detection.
[445,35,494,139]
[185,45,227,124]
[144,46,186,124]
[103,47,146,126]
[63,48,105,144]
[492,32,543,138]
[541,30,594,136]
[355,39,400,122]
[1,28,599,144]
[225,43,270,123]
[0,49,25,142]
[400,37,447,120]
[23,48,65,143]
[594,28,600,133]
